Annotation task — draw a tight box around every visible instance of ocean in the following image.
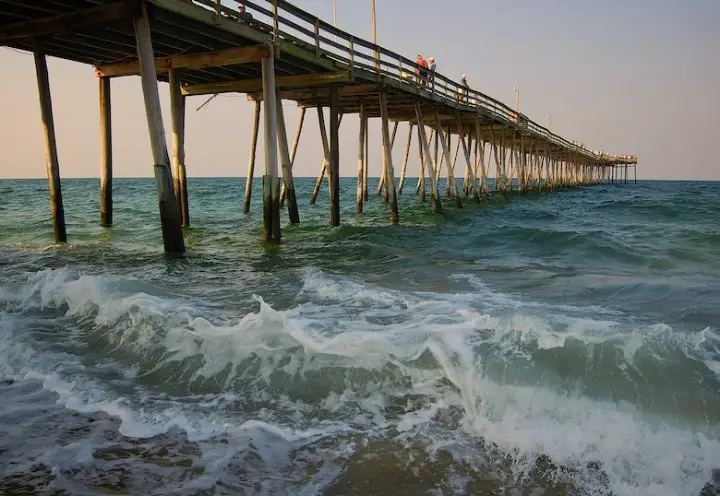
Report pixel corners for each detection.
[0,177,718,496]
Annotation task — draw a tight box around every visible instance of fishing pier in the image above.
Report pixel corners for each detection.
[1,0,638,253]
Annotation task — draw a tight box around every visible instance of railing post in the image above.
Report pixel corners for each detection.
[214,0,220,18]
[314,19,321,58]
[272,0,278,39]
[349,36,354,70]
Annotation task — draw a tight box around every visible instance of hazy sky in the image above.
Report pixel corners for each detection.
[1,0,718,180]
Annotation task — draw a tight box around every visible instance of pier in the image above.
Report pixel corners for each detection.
[0,0,638,254]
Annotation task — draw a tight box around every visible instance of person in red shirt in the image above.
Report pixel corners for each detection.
[416,55,429,87]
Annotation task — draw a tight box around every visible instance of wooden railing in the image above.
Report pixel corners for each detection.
[188,0,630,163]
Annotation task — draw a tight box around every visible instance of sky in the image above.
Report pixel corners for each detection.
[1,0,719,180]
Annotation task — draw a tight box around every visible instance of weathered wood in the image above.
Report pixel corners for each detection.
[457,119,480,200]
[99,76,112,227]
[183,72,350,96]
[377,121,399,199]
[363,114,369,201]
[134,4,185,253]
[397,123,413,194]
[169,68,189,227]
[34,43,67,244]
[357,105,365,213]
[434,110,462,208]
[329,86,341,226]
[379,89,399,222]
[1,0,139,42]
[261,44,281,241]
[414,104,441,211]
[97,44,272,78]
[280,106,306,206]
[275,91,300,224]
[417,125,426,203]
[243,100,261,214]
[310,112,343,204]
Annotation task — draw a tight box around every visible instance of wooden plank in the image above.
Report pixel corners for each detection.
[0,0,139,42]
[182,71,351,96]
[95,44,272,78]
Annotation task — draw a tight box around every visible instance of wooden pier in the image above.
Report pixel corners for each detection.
[0,0,638,253]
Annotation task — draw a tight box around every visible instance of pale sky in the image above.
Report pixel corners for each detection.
[1,0,718,180]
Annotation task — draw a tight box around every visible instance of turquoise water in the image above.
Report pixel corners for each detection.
[0,177,718,495]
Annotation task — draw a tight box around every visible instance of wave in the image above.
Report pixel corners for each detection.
[1,268,719,495]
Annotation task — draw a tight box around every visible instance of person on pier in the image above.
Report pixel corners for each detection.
[428,57,436,90]
[416,55,429,87]
[457,73,470,103]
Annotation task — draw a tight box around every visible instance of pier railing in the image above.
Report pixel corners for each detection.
[190,0,633,163]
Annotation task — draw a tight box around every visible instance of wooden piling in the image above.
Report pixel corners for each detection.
[275,92,300,224]
[363,114,369,201]
[169,68,189,227]
[329,86,341,226]
[434,110,462,208]
[243,100,261,214]
[280,106,306,207]
[414,104,441,211]
[261,44,281,241]
[457,119,479,200]
[133,5,185,253]
[99,76,112,227]
[379,89,399,222]
[397,124,413,194]
[357,105,365,213]
[34,42,67,244]
[417,125,426,203]
[310,112,343,205]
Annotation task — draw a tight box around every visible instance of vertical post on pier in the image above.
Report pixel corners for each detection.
[415,103,441,211]
[243,100,261,214]
[34,42,67,244]
[261,43,281,241]
[398,123,413,194]
[457,119,479,200]
[311,113,343,205]
[634,164,637,184]
[169,68,189,227]
[363,114,369,201]
[134,4,184,253]
[379,88,399,222]
[417,125,426,203]
[357,105,365,213]
[275,91,300,224]
[329,86,341,226]
[624,164,628,184]
[280,106,306,207]
[434,110,462,208]
[99,76,112,227]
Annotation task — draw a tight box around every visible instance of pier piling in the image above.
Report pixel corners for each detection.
[33,42,67,244]
[379,89,399,222]
[243,100,261,214]
[275,91,300,224]
[329,86,341,226]
[261,44,281,241]
[134,4,185,254]
[99,76,112,227]
[169,68,189,227]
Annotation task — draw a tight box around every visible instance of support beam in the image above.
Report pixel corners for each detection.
[34,42,67,244]
[357,105,365,213]
[182,71,350,96]
[134,4,185,253]
[280,106,306,206]
[414,104,442,211]
[379,89,399,222]
[243,100,261,214]
[310,112,343,205]
[434,110,462,208]
[397,123,413,194]
[275,91,300,224]
[99,76,112,227]
[1,0,139,42]
[96,44,272,78]
[261,44,281,241]
[169,68,189,227]
[329,87,341,226]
